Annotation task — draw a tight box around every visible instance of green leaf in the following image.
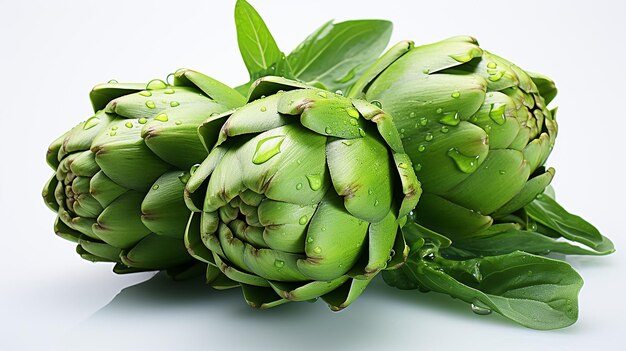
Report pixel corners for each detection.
[384,250,583,330]
[525,194,615,254]
[403,221,452,249]
[234,0,292,96]
[451,228,613,256]
[287,20,393,94]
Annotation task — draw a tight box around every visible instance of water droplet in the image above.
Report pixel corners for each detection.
[440,126,449,133]
[175,120,182,125]
[409,111,416,118]
[306,174,322,191]
[358,128,365,137]
[488,103,506,125]
[484,125,492,133]
[321,227,326,232]
[374,199,380,206]
[296,183,303,190]
[260,106,267,112]
[125,122,133,128]
[111,126,118,131]
[139,91,152,97]
[312,247,322,254]
[190,164,200,175]
[164,88,175,94]
[499,170,506,175]
[109,131,117,136]
[422,68,430,74]
[166,73,175,85]
[349,118,358,126]
[489,71,504,81]
[451,91,461,99]
[447,148,480,173]
[527,270,533,276]
[471,301,492,315]
[152,184,159,190]
[108,79,118,84]
[138,117,148,124]
[307,237,314,243]
[274,259,285,268]
[414,163,422,172]
[145,100,156,109]
[436,108,443,114]
[368,189,374,195]
[170,101,180,107]
[317,91,327,98]
[398,162,408,169]
[439,112,460,126]
[487,62,497,69]
[418,144,426,152]
[297,159,302,165]
[346,107,360,118]
[252,135,286,164]
[155,113,168,122]
[335,90,343,96]
[370,100,382,109]
[146,79,167,90]
[419,117,428,126]
[325,127,333,134]
[424,253,435,260]
[425,133,433,142]
[83,116,100,130]
[299,215,308,225]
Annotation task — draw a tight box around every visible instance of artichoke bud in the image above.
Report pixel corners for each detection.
[184,77,421,310]
[43,70,243,276]
[352,36,558,240]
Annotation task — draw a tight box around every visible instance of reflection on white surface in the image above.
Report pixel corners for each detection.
[61,262,616,351]
[3,252,620,351]
[70,273,521,350]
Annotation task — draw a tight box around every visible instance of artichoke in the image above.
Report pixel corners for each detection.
[184,77,420,309]
[42,70,245,276]
[349,36,559,243]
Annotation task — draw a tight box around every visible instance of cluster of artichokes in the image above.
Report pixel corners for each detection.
[43,0,613,330]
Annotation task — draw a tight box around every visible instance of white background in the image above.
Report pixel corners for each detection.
[1,0,624,350]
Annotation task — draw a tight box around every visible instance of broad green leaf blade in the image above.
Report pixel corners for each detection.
[235,0,283,78]
[451,228,613,256]
[287,20,393,94]
[525,194,615,254]
[384,251,583,330]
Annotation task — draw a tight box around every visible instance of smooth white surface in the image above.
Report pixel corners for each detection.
[1,0,624,350]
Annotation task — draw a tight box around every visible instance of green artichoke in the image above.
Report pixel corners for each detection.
[184,77,420,309]
[42,69,245,276]
[349,36,558,242]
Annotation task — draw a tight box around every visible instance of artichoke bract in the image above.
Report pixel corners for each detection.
[184,77,420,309]
[42,70,245,276]
[349,36,558,241]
